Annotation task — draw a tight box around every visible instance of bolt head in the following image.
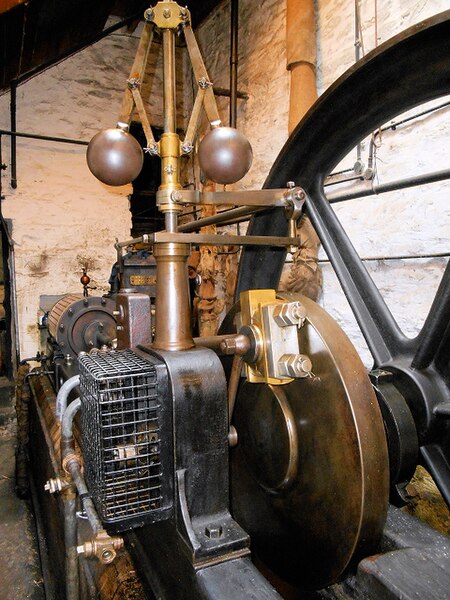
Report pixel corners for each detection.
[205,524,223,539]
[278,353,312,378]
[273,301,306,327]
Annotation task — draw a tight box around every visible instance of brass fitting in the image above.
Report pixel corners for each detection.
[150,1,190,29]
[62,453,82,477]
[77,529,124,565]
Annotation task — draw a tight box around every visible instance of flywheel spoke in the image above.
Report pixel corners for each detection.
[420,444,450,507]
[306,183,410,367]
[412,261,450,370]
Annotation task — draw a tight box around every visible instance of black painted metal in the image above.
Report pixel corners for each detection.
[236,11,450,506]
[125,346,277,599]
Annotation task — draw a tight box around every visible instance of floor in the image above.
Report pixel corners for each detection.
[0,376,45,600]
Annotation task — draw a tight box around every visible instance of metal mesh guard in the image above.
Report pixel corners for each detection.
[79,349,162,526]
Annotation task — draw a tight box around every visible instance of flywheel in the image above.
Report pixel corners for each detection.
[229,292,389,590]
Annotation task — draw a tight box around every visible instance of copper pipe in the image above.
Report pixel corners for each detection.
[152,243,194,351]
[286,0,317,132]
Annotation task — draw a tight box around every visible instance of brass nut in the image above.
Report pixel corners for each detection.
[62,453,82,476]
[273,301,306,327]
[278,353,312,378]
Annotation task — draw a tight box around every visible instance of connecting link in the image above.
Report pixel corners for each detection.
[77,529,124,564]
[284,182,306,253]
[44,476,72,495]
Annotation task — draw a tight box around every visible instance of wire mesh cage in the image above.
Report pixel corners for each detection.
[79,349,172,531]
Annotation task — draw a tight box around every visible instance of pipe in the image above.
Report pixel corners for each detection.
[61,398,102,534]
[60,398,82,600]
[326,168,450,203]
[56,375,80,422]
[0,129,88,146]
[64,495,79,600]
[286,0,317,132]
[214,86,248,100]
[10,81,17,188]
[229,0,239,128]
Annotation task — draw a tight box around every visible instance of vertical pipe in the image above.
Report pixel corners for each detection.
[354,0,362,163]
[10,80,17,189]
[286,0,318,132]
[229,0,238,128]
[64,495,79,600]
[162,29,177,134]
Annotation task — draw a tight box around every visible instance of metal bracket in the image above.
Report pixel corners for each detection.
[239,289,312,385]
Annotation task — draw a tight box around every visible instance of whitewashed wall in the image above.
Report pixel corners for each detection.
[194,0,449,367]
[0,31,140,359]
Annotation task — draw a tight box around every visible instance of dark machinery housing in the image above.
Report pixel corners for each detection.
[21,7,450,600]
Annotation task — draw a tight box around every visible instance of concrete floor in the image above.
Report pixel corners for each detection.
[0,377,45,600]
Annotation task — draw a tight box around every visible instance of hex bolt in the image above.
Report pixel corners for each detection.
[273,301,307,327]
[205,524,223,539]
[278,353,312,378]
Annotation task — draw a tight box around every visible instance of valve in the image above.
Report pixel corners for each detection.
[77,529,124,564]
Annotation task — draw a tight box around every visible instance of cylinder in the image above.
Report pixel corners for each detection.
[152,243,194,351]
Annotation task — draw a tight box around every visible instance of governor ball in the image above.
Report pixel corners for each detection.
[198,127,253,185]
[86,128,144,186]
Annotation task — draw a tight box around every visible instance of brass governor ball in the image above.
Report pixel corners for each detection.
[86,128,144,186]
[198,127,253,185]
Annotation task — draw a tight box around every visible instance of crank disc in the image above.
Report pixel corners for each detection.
[230,293,389,590]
